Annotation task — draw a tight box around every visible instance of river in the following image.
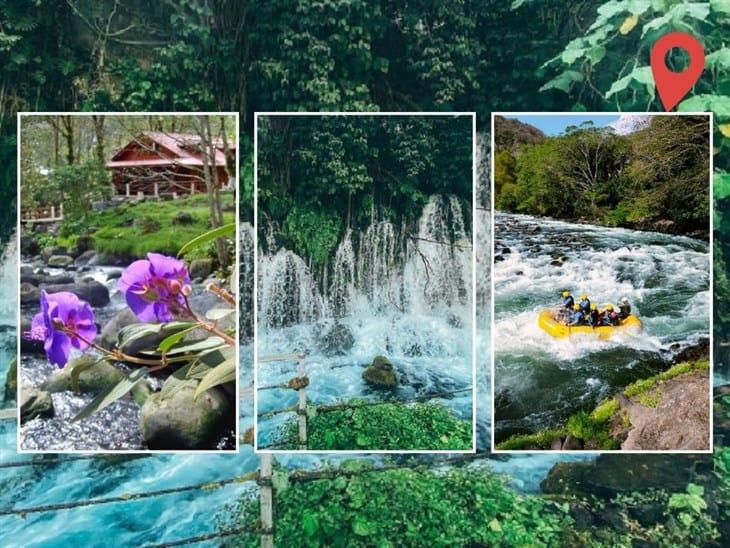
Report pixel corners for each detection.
[493,212,711,444]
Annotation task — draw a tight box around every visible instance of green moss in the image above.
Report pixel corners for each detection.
[565,411,619,451]
[495,428,567,451]
[283,401,472,451]
[590,398,620,423]
[222,464,572,547]
[48,193,234,260]
[624,360,708,398]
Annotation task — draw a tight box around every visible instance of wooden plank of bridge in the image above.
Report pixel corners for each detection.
[259,453,273,548]
[297,357,307,450]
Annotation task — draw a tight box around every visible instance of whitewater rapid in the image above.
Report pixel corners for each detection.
[494,212,710,442]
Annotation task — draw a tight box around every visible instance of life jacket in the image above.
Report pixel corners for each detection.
[569,310,583,326]
[563,296,574,309]
[588,310,600,326]
[603,310,618,326]
[580,298,591,312]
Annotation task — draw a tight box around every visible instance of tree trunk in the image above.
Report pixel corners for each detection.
[92,115,105,165]
[198,115,229,267]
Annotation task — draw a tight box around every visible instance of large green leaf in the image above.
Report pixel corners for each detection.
[194,356,235,399]
[142,336,226,357]
[72,367,149,422]
[157,325,199,353]
[177,222,235,257]
[116,321,196,351]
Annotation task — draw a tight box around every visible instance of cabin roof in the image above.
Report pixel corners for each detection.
[107,131,233,168]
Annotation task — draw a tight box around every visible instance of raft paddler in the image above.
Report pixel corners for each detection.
[579,294,591,314]
[568,303,584,326]
[588,304,600,327]
[618,297,631,320]
[602,304,619,326]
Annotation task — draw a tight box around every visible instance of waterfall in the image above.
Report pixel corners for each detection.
[239,222,255,338]
[258,194,473,328]
[329,228,356,317]
[403,195,471,316]
[356,220,400,313]
[258,249,322,328]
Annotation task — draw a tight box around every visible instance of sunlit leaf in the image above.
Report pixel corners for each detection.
[194,356,235,399]
[72,367,149,422]
[619,14,639,35]
[177,222,235,257]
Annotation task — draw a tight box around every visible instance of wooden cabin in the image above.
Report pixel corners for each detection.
[106,132,234,198]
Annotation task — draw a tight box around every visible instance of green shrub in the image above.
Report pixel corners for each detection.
[495,428,567,451]
[222,464,572,547]
[284,401,472,451]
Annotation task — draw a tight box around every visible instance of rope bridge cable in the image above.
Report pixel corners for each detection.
[257,386,473,418]
[145,526,261,548]
[0,471,258,517]
[0,455,111,470]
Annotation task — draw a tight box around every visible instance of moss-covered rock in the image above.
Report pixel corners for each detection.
[4,358,17,403]
[362,355,397,388]
[20,385,54,423]
[41,355,125,394]
[139,379,230,449]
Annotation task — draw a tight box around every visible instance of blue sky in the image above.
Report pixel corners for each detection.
[507,114,621,136]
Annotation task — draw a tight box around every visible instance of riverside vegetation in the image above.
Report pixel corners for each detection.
[494,115,710,238]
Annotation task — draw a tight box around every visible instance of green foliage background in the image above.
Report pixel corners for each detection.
[1,0,730,544]
[257,115,473,267]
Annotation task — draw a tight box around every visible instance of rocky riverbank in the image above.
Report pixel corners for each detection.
[16,242,237,451]
[497,341,711,451]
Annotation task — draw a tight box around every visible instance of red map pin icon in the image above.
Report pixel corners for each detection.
[650,32,704,111]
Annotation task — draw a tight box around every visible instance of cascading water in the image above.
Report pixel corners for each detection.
[239,222,255,339]
[257,194,474,447]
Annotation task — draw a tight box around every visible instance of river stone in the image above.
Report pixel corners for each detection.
[98,308,138,350]
[20,235,40,257]
[21,272,76,286]
[4,358,17,402]
[20,385,54,423]
[41,245,67,262]
[189,258,214,280]
[74,250,97,267]
[540,454,711,497]
[47,255,74,268]
[317,322,355,356]
[20,282,41,305]
[672,338,709,364]
[74,235,94,254]
[106,269,123,280]
[41,355,125,394]
[44,279,110,307]
[362,355,397,388]
[139,380,230,449]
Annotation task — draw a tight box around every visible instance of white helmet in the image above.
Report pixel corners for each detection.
[619,296,629,304]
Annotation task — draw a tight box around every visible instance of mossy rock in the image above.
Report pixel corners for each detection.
[41,355,125,394]
[20,385,54,423]
[4,358,17,403]
[139,380,230,449]
[362,355,397,388]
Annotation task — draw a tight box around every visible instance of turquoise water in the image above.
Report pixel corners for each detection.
[0,233,591,546]
[494,213,711,443]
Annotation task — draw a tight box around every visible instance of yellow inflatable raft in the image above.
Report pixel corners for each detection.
[538,309,642,340]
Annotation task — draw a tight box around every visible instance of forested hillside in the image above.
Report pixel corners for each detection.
[495,115,710,238]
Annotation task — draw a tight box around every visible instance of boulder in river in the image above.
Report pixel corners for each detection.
[20,235,40,257]
[189,258,214,280]
[41,355,125,395]
[40,245,67,262]
[21,272,76,286]
[4,358,17,403]
[44,279,110,307]
[74,250,97,267]
[139,380,230,449]
[47,254,75,268]
[20,282,41,305]
[362,355,397,388]
[20,385,54,423]
[317,322,355,356]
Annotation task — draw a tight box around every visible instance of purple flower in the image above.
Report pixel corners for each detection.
[118,253,191,322]
[25,290,97,368]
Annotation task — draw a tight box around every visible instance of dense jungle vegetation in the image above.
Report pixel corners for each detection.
[494,115,710,237]
[258,115,472,266]
[1,0,729,544]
